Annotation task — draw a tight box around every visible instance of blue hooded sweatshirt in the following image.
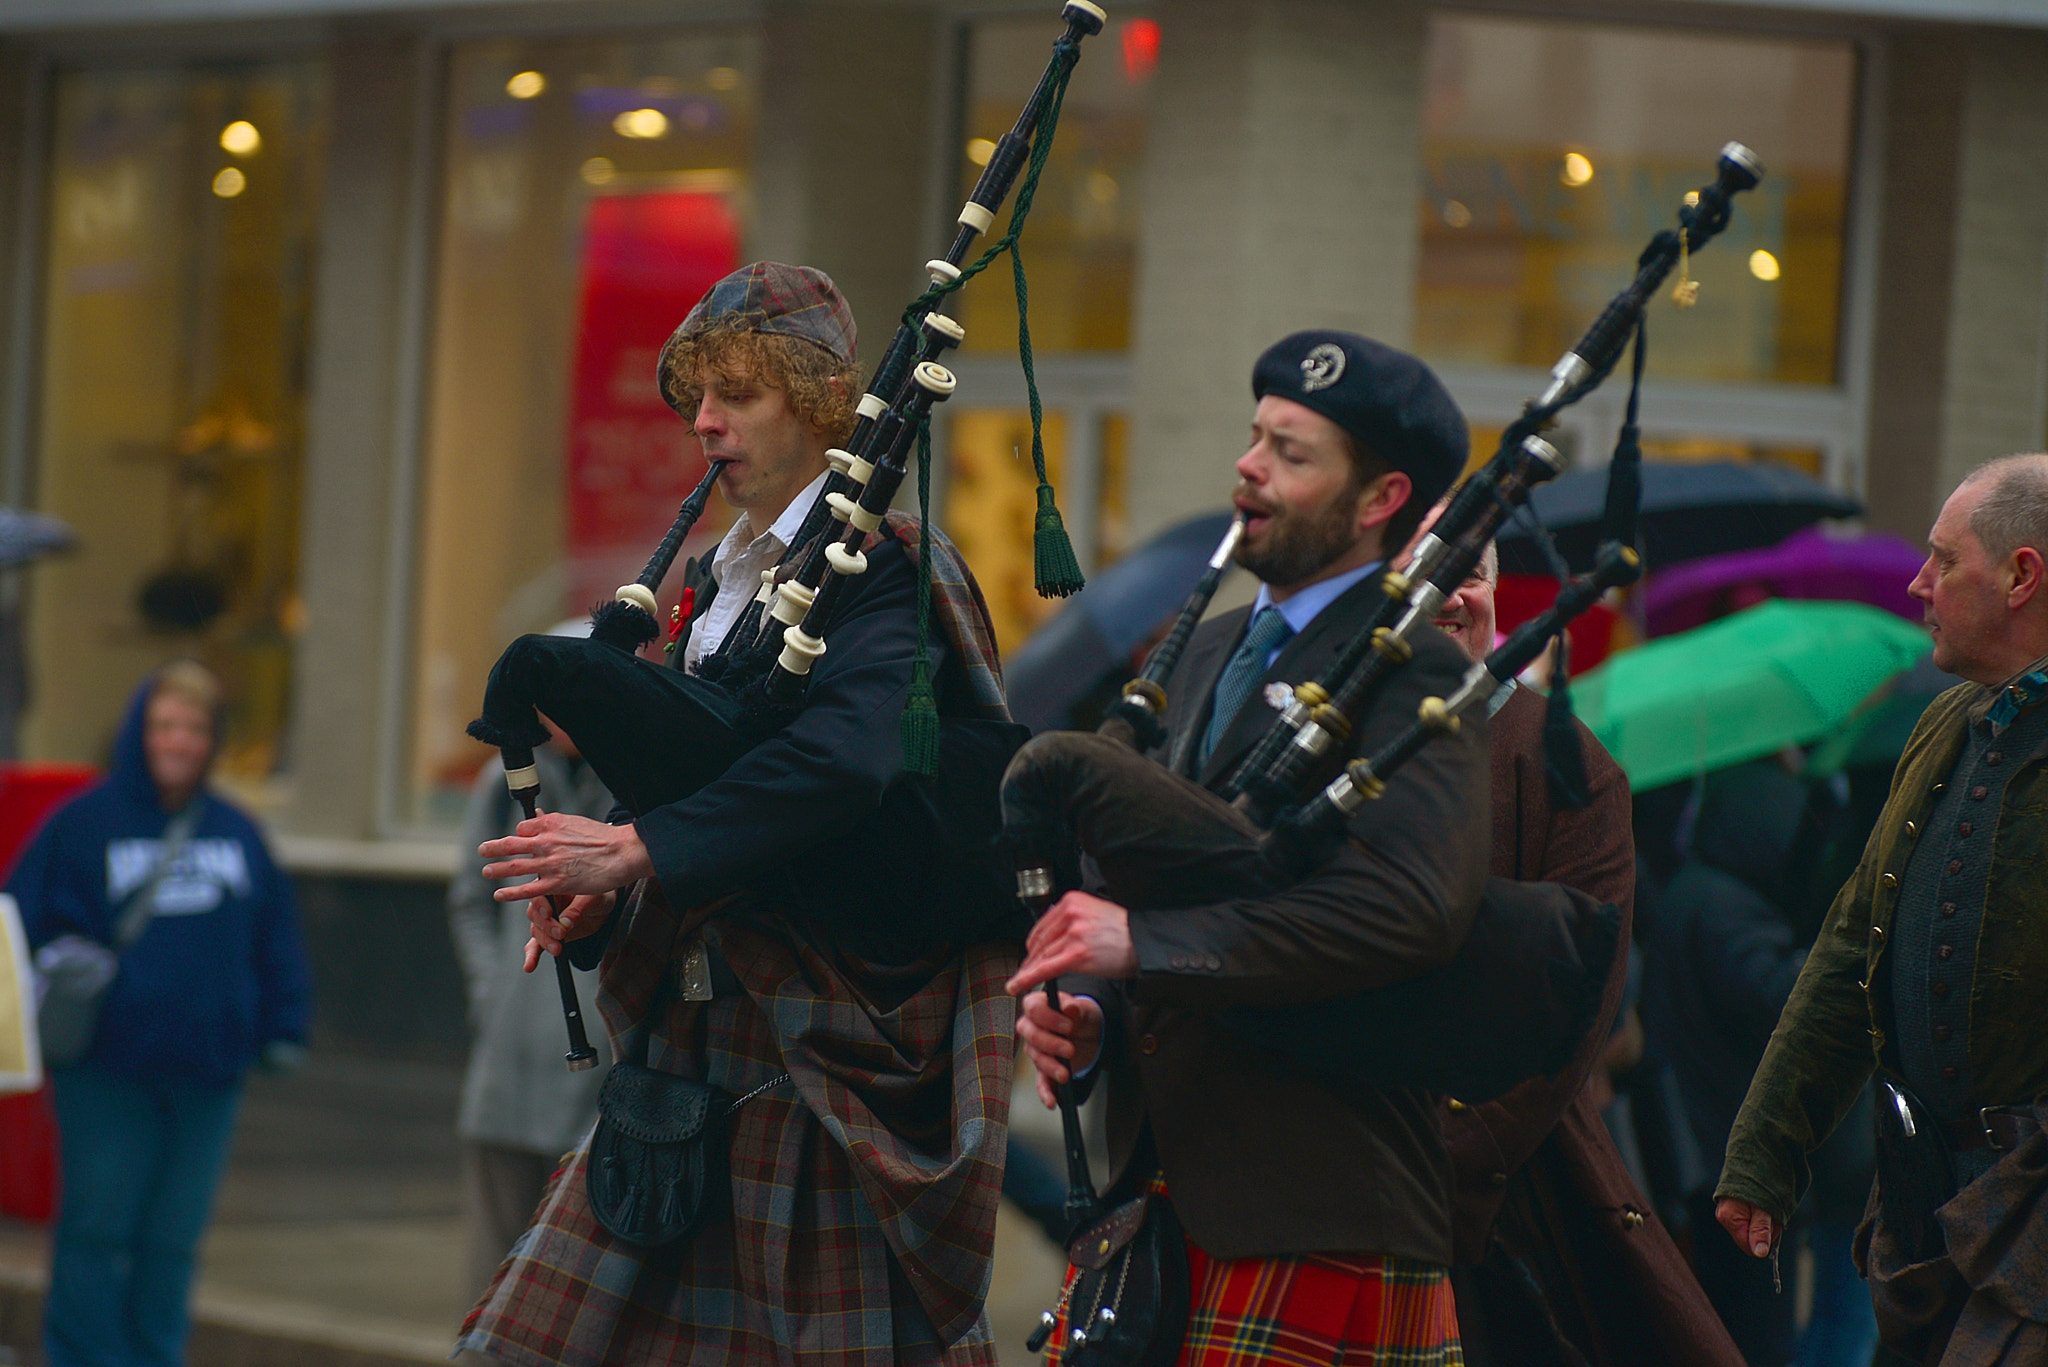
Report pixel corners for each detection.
[7,678,310,1087]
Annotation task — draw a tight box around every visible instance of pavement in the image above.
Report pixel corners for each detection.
[0,1051,1071,1367]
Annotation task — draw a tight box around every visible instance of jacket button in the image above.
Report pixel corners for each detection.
[1880,873,1900,889]
[1932,782,1945,794]
[1869,925,1886,944]
[1948,860,1963,875]
[1139,1034,1158,1055]
[1488,1171,1508,1188]
[1170,955,1189,971]
[1203,954,1222,972]
[1904,821,1919,837]
[1938,944,1954,961]
[1933,982,1951,999]
[1986,751,2003,765]
[1972,786,1988,800]
[1941,902,1956,918]
[1959,822,1974,837]
[1621,1208,1646,1229]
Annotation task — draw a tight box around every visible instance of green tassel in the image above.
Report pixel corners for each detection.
[1033,482,1085,598]
[900,654,941,776]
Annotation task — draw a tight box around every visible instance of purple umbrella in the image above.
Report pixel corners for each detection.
[1640,525,1925,638]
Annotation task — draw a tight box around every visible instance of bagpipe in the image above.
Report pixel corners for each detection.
[466,0,1110,1069]
[1007,144,1763,1242]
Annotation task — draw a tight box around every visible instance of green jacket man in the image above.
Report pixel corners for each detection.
[1717,452,2048,1366]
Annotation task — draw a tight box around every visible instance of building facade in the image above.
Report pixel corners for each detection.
[0,0,2043,1052]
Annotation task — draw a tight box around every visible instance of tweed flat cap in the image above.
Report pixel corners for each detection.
[657,261,857,416]
[1252,331,1468,512]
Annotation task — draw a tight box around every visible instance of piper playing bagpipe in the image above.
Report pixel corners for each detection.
[1012,332,1491,1365]
[461,5,1110,1355]
[460,262,1029,1366]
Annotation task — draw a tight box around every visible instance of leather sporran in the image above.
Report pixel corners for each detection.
[1034,1180,1189,1367]
[586,1061,728,1247]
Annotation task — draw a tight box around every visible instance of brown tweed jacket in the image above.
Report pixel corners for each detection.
[1075,573,1493,1267]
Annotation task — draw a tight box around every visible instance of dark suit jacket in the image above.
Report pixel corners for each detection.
[635,538,995,960]
[1077,572,1492,1267]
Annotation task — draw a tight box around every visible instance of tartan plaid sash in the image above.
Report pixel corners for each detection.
[880,511,1010,721]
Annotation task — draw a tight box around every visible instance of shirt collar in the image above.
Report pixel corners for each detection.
[1971,650,2048,734]
[712,468,830,573]
[1252,560,1382,637]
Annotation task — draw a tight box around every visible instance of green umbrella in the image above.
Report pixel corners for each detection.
[1571,598,1933,791]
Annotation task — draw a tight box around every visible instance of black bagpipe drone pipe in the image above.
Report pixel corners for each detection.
[1008,140,1762,1119]
[704,0,1108,705]
[466,1,1107,1068]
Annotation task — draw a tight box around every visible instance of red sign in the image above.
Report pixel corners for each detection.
[564,189,739,612]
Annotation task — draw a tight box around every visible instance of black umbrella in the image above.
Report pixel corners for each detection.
[1496,460,1862,576]
[0,507,77,569]
[1004,510,1236,733]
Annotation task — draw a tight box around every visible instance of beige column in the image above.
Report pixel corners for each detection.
[1936,27,2048,491]
[1127,0,1431,537]
[0,42,32,505]
[283,27,425,838]
[752,2,943,363]
[1865,25,2048,538]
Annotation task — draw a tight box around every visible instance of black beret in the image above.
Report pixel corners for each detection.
[1251,331,1468,513]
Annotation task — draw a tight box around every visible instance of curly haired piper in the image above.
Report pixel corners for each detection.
[659,314,859,444]
[655,261,862,444]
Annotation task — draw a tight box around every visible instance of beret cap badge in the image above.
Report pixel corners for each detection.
[1300,343,1346,392]
[1250,329,1469,515]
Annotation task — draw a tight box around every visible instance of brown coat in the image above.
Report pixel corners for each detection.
[1443,684,1742,1367]
[1076,575,1493,1267]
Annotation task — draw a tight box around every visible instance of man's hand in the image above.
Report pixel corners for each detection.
[522,891,616,972]
[1715,1197,1780,1259]
[1005,890,1138,998]
[480,811,653,903]
[1016,989,1105,1109]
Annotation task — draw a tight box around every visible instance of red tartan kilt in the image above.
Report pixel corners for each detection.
[1046,1198,1462,1367]
[1177,1240,1461,1366]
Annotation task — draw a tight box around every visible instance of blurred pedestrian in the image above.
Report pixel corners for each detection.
[1414,522,1742,1367]
[8,658,310,1367]
[1645,754,1875,1366]
[1718,452,2048,1365]
[448,620,614,1296]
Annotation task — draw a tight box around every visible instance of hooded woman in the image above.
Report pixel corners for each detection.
[8,658,310,1367]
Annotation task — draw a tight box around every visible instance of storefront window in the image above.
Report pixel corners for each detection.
[26,57,326,790]
[409,27,758,824]
[951,13,1153,355]
[1418,14,1856,387]
[943,13,1149,666]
